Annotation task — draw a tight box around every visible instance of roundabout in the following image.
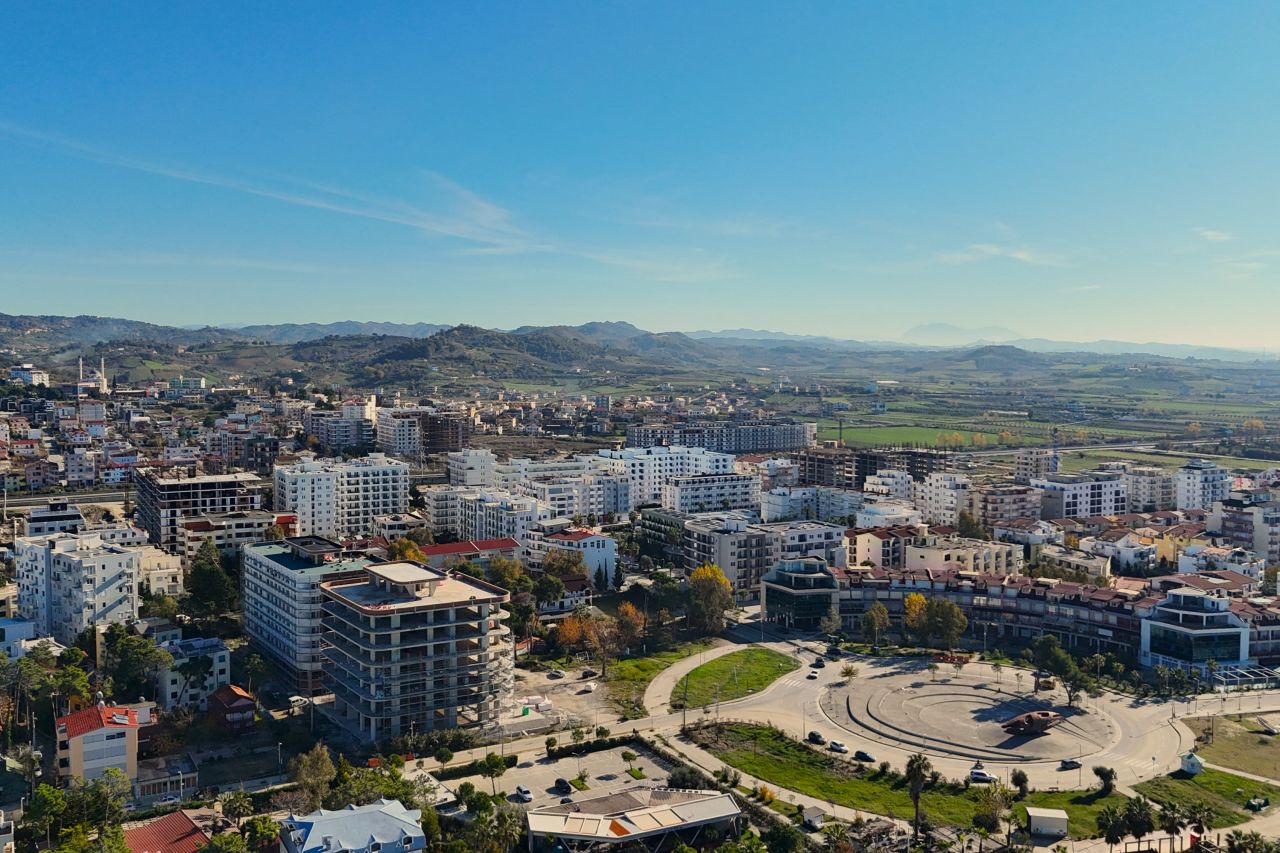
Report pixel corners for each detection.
[837,677,1117,764]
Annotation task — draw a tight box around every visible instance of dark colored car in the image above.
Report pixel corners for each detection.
[807,731,827,745]
[854,750,876,763]
[554,778,573,794]
[1059,758,1082,770]
[812,658,826,668]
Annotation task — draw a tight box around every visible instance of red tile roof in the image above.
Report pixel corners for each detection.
[420,538,520,556]
[546,529,599,543]
[124,810,210,853]
[209,684,254,708]
[57,705,138,739]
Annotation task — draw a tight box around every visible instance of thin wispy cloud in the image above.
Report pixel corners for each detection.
[936,243,1065,267]
[1194,227,1234,242]
[0,119,726,282]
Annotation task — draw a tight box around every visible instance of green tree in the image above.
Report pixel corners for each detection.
[289,743,336,810]
[242,653,267,693]
[686,564,734,636]
[544,548,587,579]
[220,790,254,827]
[761,823,806,853]
[1010,769,1029,799]
[27,782,67,849]
[186,540,239,617]
[1122,797,1156,846]
[1157,803,1187,845]
[102,633,173,700]
[861,601,890,646]
[925,598,968,649]
[176,655,214,707]
[386,538,424,562]
[241,815,280,850]
[1093,765,1118,796]
[479,751,507,795]
[905,752,932,843]
[200,833,250,853]
[819,607,842,637]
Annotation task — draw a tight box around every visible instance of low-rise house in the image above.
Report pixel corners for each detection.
[526,787,743,853]
[280,799,425,853]
[56,705,140,784]
[156,637,231,712]
[207,684,256,733]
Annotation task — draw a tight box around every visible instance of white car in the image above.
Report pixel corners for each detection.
[515,785,533,803]
[548,669,566,679]
[806,671,819,680]
[829,741,849,753]
[969,769,997,783]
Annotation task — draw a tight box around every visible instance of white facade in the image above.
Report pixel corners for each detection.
[274,454,409,538]
[912,472,972,526]
[15,528,139,644]
[855,500,924,529]
[523,520,618,584]
[1124,466,1176,512]
[155,637,231,711]
[904,536,1023,575]
[1175,460,1231,511]
[594,445,734,506]
[661,473,761,514]
[1030,472,1127,519]
[514,474,631,519]
[456,490,551,541]
[863,469,913,501]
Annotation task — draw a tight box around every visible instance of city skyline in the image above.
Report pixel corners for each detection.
[2,3,1278,346]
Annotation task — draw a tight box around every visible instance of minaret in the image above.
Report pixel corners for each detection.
[79,356,84,382]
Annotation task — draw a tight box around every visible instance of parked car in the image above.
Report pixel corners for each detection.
[854,750,876,763]
[806,671,819,680]
[826,645,844,658]
[970,769,997,783]
[554,778,573,794]
[829,741,849,754]
[560,797,574,805]
[581,669,598,678]
[1059,758,1082,770]
[808,731,827,745]
[515,785,533,803]
[548,669,566,679]
[155,795,181,807]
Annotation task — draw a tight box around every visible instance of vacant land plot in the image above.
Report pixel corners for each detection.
[670,647,799,710]
[1183,716,1280,782]
[692,722,1115,838]
[1134,767,1280,829]
[606,640,716,716]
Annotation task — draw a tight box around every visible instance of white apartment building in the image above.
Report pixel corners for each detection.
[1030,472,1127,519]
[523,519,618,583]
[420,486,464,536]
[177,510,299,566]
[594,445,734,506]
[375,408,422,457]
[242,537,373,692]
[274,454,409,538]
[456,490,551,541]
[15,528,139,644]
[863,470,913,501]
[661,473,761,514]
[155,637,231,711]
[1175,459,1231,511]
[446,448,596,490]
[912,472,972,526]
[755,520,850,568]
[760,486,864,523]
[904,535,1023,575]
[855,500,924,528]
[513,474,632,519]
[1124,466,1176,512]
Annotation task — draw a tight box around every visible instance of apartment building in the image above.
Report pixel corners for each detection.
[376,408,472,456]
[912,472,972,526]
[177,510,299,566]
[850,525,930,569]
[683,513,775,602]
[274,454,409,539]
[1140,587,1250,673]
[419,485,463,536]
[1031,472,1127,519]
[1176,459,1231,511]
[1014,448,1057,485]
[1209,489,1280,564]
[594,445,734,505]
[134,470,264,550]
[792,446,949,490]
[155,637,231,711]
[625,420,817,453]
[1124,466,1176,512]
[24,499,85,537]
[661,473,761,514]
[55,706,139,785]
[855,500,924,529]
[15,528,139,644]
[863,469,913,501]
[523,520,618,582]
[965,484,1043,529]
[760,557,840,631]
[513,473,632,519]
[456,490,551,541]
[242,537,373,692]
[904,535,1023,575]
[446,448,596,490]
[321,561,513,741]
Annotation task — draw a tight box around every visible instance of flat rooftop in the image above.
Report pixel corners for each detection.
[323,561,506,610]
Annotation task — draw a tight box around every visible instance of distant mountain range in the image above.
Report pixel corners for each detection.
[1,313,1274,390]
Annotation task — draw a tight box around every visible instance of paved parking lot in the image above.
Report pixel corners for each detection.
[442,745,672,808]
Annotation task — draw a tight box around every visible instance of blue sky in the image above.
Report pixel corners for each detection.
[1,3,1277,346]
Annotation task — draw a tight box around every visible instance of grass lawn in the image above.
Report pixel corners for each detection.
[1016,790,1122,840]
[606,640,716,716]
[569,777,590,791]
[627,767,646,779]
[1184,716,1280,781]
[1134,768,1280,829]
[670,647,799,709]
[198,748,284,788]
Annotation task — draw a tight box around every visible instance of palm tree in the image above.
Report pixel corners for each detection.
[992,662,1003,683]
[905,752,932,844]
[1123,796,1155,847]
[1185,800,1214,837]
[1015,671,1025,692]
[821,821,851,853]
[220,790,253,827]
[491,809,523,853]
[1158,803,1187,851]
[840,663,858,684]
[1095,802,1127,853]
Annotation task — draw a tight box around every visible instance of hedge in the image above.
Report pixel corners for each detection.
[546,734,637,761]
[434,753,519,781]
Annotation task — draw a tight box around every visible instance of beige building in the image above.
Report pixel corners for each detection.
[177,510,299,566]
[966,484,1043,529]
[904,535,1024,575]
[55,705,140,784]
